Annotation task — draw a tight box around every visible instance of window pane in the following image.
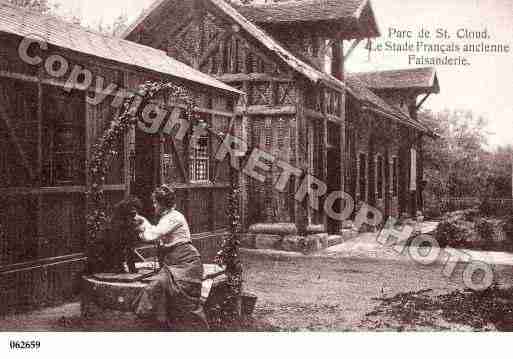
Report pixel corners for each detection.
[189,134,210,182]
[42,86,85,186]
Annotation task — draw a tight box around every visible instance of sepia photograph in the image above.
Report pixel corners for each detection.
[0,0,512,350]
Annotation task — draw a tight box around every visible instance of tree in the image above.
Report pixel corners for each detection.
[7,0,57,14]
[485,145,513,198]
[97,13,130,37]
[421,108,512,216]
[421,109,491,199]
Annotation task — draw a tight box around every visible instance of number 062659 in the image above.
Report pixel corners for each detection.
[9,340,41,350]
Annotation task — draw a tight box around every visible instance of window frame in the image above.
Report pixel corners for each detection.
[42,85,86,187]
[188,130,211,184]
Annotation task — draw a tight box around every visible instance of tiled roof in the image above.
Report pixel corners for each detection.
[237,0,362,23]
[235,0,380,38]
[346,74,431,133]
[0,1,242,95]
[354,67,440,93]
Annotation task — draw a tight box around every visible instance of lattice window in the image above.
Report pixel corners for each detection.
[162,145,173,184]
[277,118,285,148]
[42,85,85,186]
[189,134,210,182]
[264,118,272,148]
[277,83,294,105]
[251,82,272,106]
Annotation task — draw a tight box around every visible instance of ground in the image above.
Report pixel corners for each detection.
[3,232,513,331]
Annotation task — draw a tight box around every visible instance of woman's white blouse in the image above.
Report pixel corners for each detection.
[137,209,191,248]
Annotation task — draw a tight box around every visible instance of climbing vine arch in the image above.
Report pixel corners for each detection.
[86,81,242,317]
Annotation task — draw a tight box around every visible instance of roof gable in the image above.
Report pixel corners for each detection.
[354,67,440,94]
[123,0,346,91]
[0,0,241,95]
[346,74,430,133]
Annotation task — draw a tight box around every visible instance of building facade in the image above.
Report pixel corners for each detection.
[125,0,439,237]
[0,2,241,314]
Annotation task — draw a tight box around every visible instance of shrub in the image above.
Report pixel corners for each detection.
[435,217,477,248]
[475,219,496,243]
[435,220,456,248]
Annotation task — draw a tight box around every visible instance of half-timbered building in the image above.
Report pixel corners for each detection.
[124,0,439,238]
[0,1,241,314]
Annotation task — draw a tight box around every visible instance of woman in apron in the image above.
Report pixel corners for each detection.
[134,185,209,331]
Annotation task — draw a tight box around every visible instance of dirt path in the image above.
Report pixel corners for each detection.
[242,249,513,331]
[3,248,513,331]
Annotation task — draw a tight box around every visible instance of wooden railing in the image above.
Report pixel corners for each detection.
[439,197,513,216]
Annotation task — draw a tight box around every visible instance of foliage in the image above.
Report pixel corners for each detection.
[86,81,244,326]
[213,160,244,326]
[475,218,498,243]
[96,13,131,37]
[364,286,513,331]
[11,0,134,38]
[86,81,196,272]
[7,0,56,13]
[421,109,513,210]
[435,210,481,248]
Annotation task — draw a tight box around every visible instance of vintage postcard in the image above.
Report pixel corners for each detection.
[0,0,512,354]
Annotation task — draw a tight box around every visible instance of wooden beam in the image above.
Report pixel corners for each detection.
[331,40,344,81]
[214,73,293,83]
[321,116,328,229]
[0,96,34,181]
[172,182,230,189]
[37,70,44,259]
[235,105,296,116]
[0,70,38,83]
[326,114,343,123]
[416,93,431,110]
[0,186,88,196]
[198,31,232,68]
[0,253,86,274]
[305,108,324,119]
[148,99,234,118]
[344,39,362,62]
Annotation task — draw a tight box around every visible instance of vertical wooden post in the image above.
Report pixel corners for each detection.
[321,111,328,230]
[331,40,344,81]
[339,88,346,202]
[295,83,308,235]
[239,45,250,230]
[417,134,424,214]
[36,70,44,259]
[123,72,133,198]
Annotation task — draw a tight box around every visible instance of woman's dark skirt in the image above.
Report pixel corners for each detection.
[133,242,209,331]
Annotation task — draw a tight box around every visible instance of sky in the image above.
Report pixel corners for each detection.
[53,0,513,148]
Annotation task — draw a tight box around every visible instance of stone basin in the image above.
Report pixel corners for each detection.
[81,263,227,316]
